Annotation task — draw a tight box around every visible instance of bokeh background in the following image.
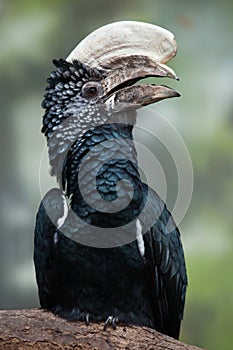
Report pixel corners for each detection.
[0,1,233,349]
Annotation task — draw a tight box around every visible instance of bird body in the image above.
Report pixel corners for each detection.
[34,21,187,339]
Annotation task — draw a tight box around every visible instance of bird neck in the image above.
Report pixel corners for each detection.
[63,121,145,227]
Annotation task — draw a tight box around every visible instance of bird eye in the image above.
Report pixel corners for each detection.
[81,82,101,100]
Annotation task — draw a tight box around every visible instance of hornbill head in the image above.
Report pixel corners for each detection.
[67,21,179,113]
[42,21,180,185]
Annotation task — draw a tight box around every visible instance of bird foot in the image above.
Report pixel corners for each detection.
[103,315,119,330]
[52,306,120,329]
[79,312,90,326]
[52,306,91,325]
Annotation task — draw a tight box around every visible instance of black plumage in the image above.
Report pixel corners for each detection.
[34,24,187,340]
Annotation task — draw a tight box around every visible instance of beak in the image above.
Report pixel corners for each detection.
[66,21,180,111]
[99,56,180,112]
[105,84,180,113]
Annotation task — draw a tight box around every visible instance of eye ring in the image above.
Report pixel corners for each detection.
[81,82,101,100]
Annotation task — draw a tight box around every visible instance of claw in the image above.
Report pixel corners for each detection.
[104,315,113,330]
[85,313,90,326]
[103,316,119,330]
[112,317,119,329]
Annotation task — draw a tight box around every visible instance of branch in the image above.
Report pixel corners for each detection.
[0,309,205,350]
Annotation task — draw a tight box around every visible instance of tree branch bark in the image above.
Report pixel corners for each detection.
[0,309,205,350]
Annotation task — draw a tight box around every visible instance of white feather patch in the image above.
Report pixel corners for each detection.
[53,231,59,244]
[57,195,69,228]
[136,219,145,257]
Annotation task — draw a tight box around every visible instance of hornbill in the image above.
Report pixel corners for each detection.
[34,21,187,339]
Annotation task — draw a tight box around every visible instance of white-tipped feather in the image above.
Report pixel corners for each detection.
[136,219,145,257]
[57,195,69,229]
[53,231,59,245]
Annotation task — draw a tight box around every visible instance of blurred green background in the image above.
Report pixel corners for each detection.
[0,1,233,349]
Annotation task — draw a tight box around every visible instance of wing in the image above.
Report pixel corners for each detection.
[143,186,187,339]
[34,188,67,308]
